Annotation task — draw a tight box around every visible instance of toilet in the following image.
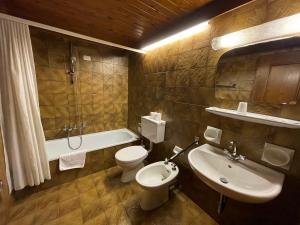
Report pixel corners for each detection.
[135,161,179,210]
[115,115,166,183]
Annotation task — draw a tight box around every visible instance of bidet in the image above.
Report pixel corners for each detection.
[136,161,179,210]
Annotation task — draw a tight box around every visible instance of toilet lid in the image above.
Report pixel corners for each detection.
[115,146,148,163]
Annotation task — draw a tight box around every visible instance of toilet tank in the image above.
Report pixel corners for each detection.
[141,116,166,143]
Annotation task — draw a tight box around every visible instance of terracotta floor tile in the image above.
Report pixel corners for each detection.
[116,183,136,202]
[124,198,152,225]
[81,199,104,222]
[83,212,107,225]
[95,180,111,198]
[105,166,122,178]
[44,209,83,225]
[58,196,81,217]
[98,192,120,209]
[34,203,59,225]
[35,191,59,209]
[92,170,107,183]
[79,188,99,206]
[151,214,182,225]
[58,182,79,202]
[8,199,37,221]
[7,213,35,225]
[104,204,131,225]
[77,175,96,193]
[7,166,218,225]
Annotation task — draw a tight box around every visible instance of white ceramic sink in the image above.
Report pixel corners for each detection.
[188,144,285,203]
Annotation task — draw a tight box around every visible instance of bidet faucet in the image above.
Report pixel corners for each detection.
[224,141,245,161]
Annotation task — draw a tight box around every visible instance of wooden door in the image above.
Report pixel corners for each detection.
[252,51,300,104]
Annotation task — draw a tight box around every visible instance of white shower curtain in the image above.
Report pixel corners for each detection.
[0,19,51,190]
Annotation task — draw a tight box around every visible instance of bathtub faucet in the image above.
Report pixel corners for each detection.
[80,122,88,129]
[63,122,88,133]
[164,136,199,165]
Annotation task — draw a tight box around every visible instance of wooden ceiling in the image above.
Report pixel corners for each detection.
[0,0,252,48]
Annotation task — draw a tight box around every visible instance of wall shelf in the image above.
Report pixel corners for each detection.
[206,107,300,129]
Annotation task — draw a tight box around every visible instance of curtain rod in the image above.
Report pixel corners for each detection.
[0,12,145,54]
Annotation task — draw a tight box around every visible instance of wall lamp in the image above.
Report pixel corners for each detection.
[141,21,209,52]
[211,13,300,50]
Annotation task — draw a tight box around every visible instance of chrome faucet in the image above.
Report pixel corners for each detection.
[63,123,87,133]
[224,141,245,161]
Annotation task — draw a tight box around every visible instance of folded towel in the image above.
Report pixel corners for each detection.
[59,151,86,171]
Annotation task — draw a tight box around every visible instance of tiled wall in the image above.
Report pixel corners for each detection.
[128,0,300,224]
[30,28,128,140]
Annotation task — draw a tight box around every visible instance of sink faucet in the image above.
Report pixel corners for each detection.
[224,141,245,161]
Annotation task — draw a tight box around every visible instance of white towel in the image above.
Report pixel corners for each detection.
[59,151,86,171]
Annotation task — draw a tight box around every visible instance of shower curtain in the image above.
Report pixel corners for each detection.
[0,18,51,190]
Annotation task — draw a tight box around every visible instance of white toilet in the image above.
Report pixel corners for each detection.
[135,161,179,210]
[115,115,166,183]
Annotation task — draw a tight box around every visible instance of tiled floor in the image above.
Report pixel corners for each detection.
[7,166,218,225]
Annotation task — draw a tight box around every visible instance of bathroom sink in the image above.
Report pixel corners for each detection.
[188,144,285,203]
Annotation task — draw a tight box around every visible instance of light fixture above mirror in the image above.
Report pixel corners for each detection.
[211,12,300,50]
[141,21,209,52]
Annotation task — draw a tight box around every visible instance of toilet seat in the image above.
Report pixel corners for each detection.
[115,145,148,183]
[115,146,148,163]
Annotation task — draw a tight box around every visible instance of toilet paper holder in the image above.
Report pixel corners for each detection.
[204,126,222,144]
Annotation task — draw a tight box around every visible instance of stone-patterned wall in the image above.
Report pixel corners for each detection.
[128,0,300,224]
[30,28,128,140]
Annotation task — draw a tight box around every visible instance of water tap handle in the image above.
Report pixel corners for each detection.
[63,124,68,131]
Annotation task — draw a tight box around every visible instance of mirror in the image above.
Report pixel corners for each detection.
[215,37,300,105]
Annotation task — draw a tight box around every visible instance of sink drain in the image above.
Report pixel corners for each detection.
[220,177,229,184]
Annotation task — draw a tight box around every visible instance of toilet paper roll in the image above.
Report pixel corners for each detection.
[204,126,222,144]
[154,113,161,121]
[150,112,156,119]
[150,112,162,121]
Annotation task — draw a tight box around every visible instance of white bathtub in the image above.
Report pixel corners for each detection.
[46,128,139,161]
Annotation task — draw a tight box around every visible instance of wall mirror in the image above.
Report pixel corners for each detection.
[215,37,300,105]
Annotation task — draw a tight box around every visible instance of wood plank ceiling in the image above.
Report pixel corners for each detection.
[0,0,252,48]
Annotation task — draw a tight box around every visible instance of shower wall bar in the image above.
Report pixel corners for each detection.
[0,12,145,54]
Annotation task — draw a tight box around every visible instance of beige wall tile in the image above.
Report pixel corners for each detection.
[32,28,128,140]
[40,106,56,118]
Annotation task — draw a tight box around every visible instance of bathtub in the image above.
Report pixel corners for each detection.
[46,128,139,161]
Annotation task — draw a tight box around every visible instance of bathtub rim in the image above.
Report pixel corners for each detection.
[46,128,140,161]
